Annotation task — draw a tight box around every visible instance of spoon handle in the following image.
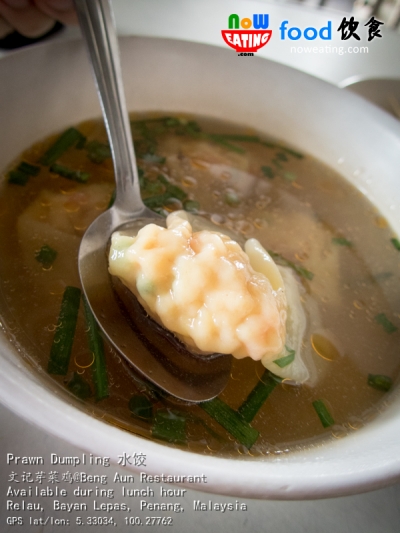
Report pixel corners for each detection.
[74,0,145,215]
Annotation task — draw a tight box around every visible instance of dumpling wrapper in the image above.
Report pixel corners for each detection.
[109,212,310,383]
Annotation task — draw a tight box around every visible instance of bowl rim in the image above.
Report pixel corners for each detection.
[1,35,400,500]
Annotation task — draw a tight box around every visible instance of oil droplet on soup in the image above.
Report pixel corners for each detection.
[0,113,399,456]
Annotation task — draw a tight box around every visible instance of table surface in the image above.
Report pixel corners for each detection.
[1,1,400,531]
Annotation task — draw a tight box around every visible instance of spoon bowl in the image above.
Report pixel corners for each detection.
[75,0,231,401]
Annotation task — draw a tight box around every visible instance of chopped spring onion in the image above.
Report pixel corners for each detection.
[40,127,86,166]
[142,179,165,196]
[374,313,398,334]
[67,372,92,400]
[164,183,188,202]
[107,189,116,209]
[261,141,304,159]
[152,409,186,444]
[237,370,278,423]
[183,199,200,212]
[391,238,400,251]
[374,271,393,282]
[332,237,352,247]
[142,175,188,209]
[312,399,334,428]
[48,286,81,375]
[225,191,240,207]
[268,250,314,281]
[50,163,89,183]
[8,170,29,186]
[276,152,289,162]
[199,397,259,449]
[273,348,295,368]
[85,140,111,164]
[205,135,245,154]
[35,244,57,268]
[283,171,296,182]
[129,395,153,421]
[17,161,40,176]
[367,374,392,392]
[82,296,109,401]
[141,153,166,165]
[8,161,40,185]
[261,165,275,179]
[208,133,260,143]
[143,193,176,209]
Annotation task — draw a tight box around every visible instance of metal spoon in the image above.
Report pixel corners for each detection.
[75,0,232,402]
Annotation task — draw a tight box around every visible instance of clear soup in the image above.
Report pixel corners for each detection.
[0,114,399,457]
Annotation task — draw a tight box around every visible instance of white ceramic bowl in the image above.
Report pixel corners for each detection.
[1,37,400,500]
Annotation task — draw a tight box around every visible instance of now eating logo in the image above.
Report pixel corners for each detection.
[221,14,272,53]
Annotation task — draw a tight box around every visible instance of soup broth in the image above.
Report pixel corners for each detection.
[0,114,399,457]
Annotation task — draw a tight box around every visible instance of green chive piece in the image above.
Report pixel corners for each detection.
[390,238,400,251]
[152,207,168,217]
[143,180,165,196]
[75,135,87,150]
[272,158,283,169]
[261,165,275,179]
[281,146,304,159]
[48,286,81,375]
[283,171,296,181]
[85,140,111,164]
[209,134,260,143]
[40,127,85,166]
[8,170,30,185]
[50,163,89,183]
[141,153,166,165]
[17,161,40,176]
[129,395,153,421]
[374,313,398,334]
[374,271,393,282]
[156,174,169,186]
[268,250,314,281]
[368,374,392,392]
[199,397,259,449]
[138,167,145,188]
[183,120,202,134]
[332,237,352,247]
[67,372,92,400]
[163,117,180,127]
[107,188,116,209]
[35,244,58,268]
[131,116,170,126]
[143,193,173,209]
[261,141,304,159]
[7,161,41,185]
[273,348,295,368]
[208,137,245,153]
[184,199,200,212]
[143,176,188,209]
[312,399,334,428]
[82,295,109,401]
[152,409,186,444]
[225,191,240,207]
[237,370,278,423]
[164,183,188,202]
[196,132,246,153]
[276,152,289,162]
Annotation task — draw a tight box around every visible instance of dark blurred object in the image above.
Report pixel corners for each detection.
[0,20,63,50]
[353,0,400,29]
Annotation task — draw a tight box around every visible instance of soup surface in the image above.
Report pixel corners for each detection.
[0,114,399,457]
